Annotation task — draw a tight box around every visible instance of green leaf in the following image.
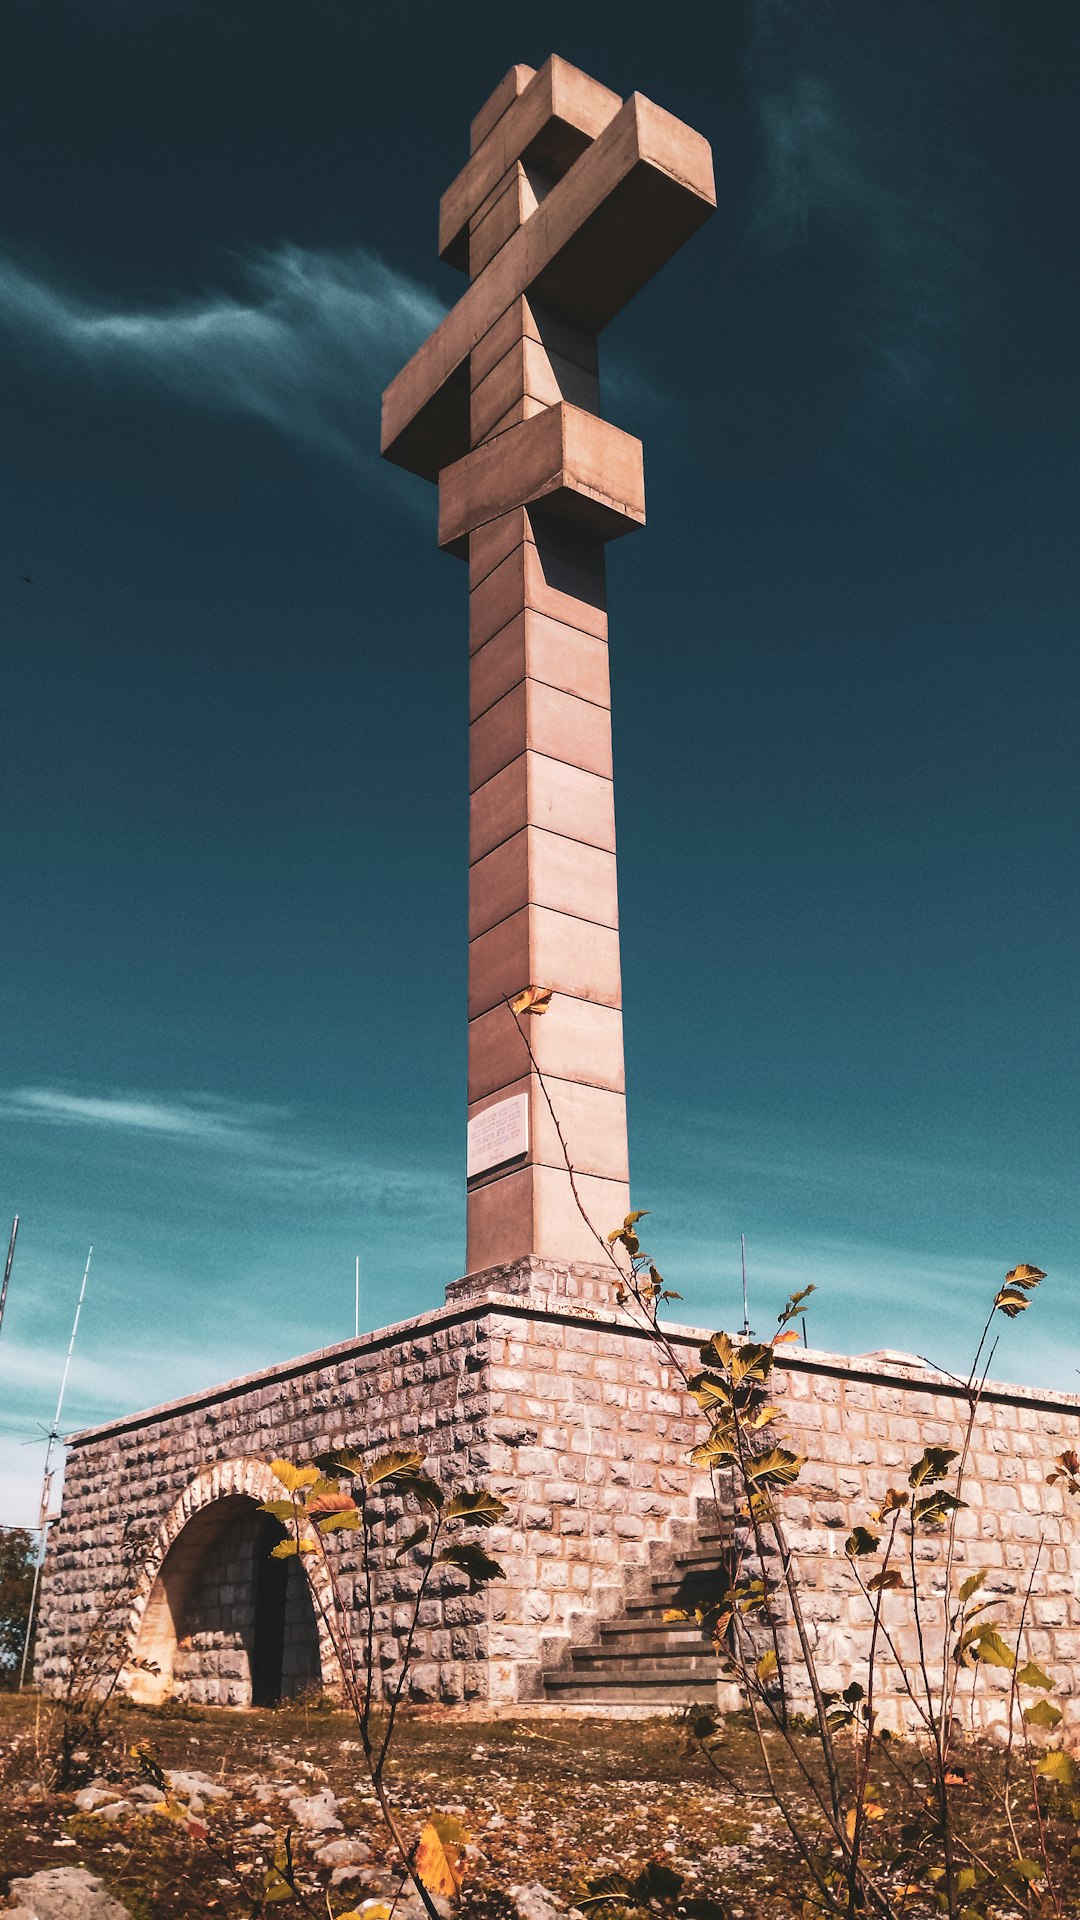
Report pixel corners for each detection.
[909,1447,959,1489]
[394,1522,429,1562]
[913,1490,965,1526]
[258,1500,297,1523]
[777,1284,816,1327]
[730,1342,774,1387]
[437,1542,505,1588]
[443,1489,509,1528]
[1014,1859,1047,1882]
[270,1539,298,1559]
[686,1371,733,1411]
[968,1626,1016,1670]
[365,1448,425,1486]
[314,1445,365,1476]
[845,1526,880,1559]
[745,1446,804,1487]
[755,1649,778,1684]
[698,1331,736,1372]
[577,1874,634,1913]
[631,1860,684,1904]
[958,1571,985,1603]
[403,1472,446,1511]
[689,1428,738,1468]
[315,1508,362,1534]
[1035,1749,1075,1785]
[1023,1700,1062,1730]
[1016,1660,1054,1690]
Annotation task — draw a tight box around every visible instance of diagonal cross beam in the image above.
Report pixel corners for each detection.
[382,57,714,1284]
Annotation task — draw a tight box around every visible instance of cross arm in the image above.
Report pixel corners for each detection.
[439,56,623,270]
[381,91,715,482]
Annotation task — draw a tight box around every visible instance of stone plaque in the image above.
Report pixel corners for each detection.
[467,1092,529,1178]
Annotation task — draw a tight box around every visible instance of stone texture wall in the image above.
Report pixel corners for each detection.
[36,1260,1080,1728]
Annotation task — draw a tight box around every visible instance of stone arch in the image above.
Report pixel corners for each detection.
[124,1456,340,1706]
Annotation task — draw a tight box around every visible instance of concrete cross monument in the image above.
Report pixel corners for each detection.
[383,58,715,1284]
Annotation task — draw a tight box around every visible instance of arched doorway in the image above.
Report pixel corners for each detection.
[126,1459,336,1706]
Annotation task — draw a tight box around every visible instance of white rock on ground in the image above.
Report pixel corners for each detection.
[286,1789,342,1832]
[314,1837,372,1868]
[510,1884,569,1920]
[8,1866,132,1919]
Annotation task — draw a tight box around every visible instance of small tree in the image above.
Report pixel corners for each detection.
[0,1525,35,1686]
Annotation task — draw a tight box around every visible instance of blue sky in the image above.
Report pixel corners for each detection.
[2,1,1078,1525]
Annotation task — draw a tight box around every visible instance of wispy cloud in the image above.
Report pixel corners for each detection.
[743,1,1006,406]
[0,1085,281,1144]
[0,1081,455,1213]
[0,242,444,473]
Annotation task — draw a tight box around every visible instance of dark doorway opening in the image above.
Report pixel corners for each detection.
[250,1514,289,1707]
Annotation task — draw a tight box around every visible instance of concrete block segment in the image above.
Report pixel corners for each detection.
[382,90,715,477]
[382,59,713,1274]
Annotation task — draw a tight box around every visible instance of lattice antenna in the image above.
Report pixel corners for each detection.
[0,1214,18,1338]
[19,1245,92,1688]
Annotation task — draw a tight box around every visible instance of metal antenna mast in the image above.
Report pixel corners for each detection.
[19,1245,93,1689]
[354,1254,360,1341]
[0,1215,18,1338]
[740,1232,753,1340]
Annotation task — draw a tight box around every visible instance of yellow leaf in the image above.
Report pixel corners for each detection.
[414,1813,469,1900]
[509,985,552,1015]
[306,1490,355,1516]
[270,1459,321,1491]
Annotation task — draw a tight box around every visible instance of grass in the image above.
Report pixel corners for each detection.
[4,1692,1079,1918]
[0,1693,790,1918]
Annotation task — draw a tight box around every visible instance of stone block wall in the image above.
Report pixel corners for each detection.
[36,1260,1080,1728]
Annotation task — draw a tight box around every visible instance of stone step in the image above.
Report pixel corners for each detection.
[541,1505,729,1709]
[597,1623,707,1652]
[544,1668,717,1703]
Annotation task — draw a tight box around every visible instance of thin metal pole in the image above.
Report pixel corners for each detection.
[19,1246,92,1689]
[740,1232,752,1339]
[354,1255,360,1340]
[0,1214,18,1337]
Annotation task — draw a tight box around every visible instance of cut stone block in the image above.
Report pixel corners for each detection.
[445,56,623,268]
[469,827,618,939]
[469,528,609,649]
[441,404,645,557]
[384,93,716,476]
[468,993,626,1101]
[468,904,622,1018]
[470,754,616,865]
[470,611,610,720]
[466,1161,630,1270]
[468,1073,629,1183]
[470,678,613,790]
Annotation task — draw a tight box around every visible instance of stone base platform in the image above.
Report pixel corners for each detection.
[36,1260,1080,1730]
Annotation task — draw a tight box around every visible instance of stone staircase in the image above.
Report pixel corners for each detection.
[542,1512,733,1707]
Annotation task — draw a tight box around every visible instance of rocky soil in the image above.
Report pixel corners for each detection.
[0,1696,793,1920]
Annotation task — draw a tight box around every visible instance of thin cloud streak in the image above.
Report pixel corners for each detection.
[743,1,1005,407]
[0,1085,282,1143]
[0,243,444,474]
[0,1082,457,1212]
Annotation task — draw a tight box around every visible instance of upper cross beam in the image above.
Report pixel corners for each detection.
[439,56,622,270]
[381,77,715,482]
